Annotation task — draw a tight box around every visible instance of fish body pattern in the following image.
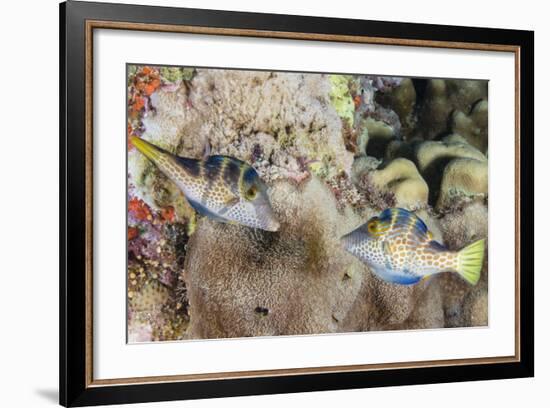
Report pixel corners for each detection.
[341,208,485,285]
[130,136,280,231]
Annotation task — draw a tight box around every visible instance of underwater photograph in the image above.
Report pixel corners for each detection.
[126,64,489,343]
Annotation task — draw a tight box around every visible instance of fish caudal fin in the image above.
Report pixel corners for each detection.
[457,239,485,285]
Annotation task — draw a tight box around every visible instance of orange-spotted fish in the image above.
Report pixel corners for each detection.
[130,136,280,231]
[341,208,485,285]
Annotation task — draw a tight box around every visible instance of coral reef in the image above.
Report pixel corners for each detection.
[437,157,488,211]
[129,68,354,213]
[364,158,429,210]
[449,99,489,153]
[414,138,488,209]
[126,65,489,341]
[414,79,488,142]
[376,78,417,138]
[184,177,365,338]
[126,188,191,342]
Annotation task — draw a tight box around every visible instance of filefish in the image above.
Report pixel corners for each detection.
[341,208,485,285]
[130,136,280,231]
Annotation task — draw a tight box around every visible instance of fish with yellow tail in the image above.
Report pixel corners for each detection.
[130,136,280,231]
[341,208,485,285]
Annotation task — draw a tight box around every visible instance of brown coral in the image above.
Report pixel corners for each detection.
[450,99,489,153]
[415,79,488,140]
[184,177,365,338]
[368,158,429,210]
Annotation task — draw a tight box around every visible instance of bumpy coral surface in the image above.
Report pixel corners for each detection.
[126,65,489,341]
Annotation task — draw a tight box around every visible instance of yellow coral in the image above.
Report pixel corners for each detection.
[329,75,355,127]
[369,158,429,209]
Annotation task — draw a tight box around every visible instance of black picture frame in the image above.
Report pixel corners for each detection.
[60,1,534,406]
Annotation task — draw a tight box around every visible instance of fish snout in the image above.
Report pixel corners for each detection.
[261,205,281,232]
[130,136,163,162]
[264,218,280,232]
[255,201,280,232]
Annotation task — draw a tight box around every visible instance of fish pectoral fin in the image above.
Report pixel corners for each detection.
[186,197,228,223]
[225,195,240,206]
[369,264,422,286]
[216,195,240,217]
[391,274,422,285]
[372,269,422,285]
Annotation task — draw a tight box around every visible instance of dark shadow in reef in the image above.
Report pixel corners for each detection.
[366,135,393,159]
[420,154,458,206]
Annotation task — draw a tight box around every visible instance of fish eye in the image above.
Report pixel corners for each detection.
[245,186,257,201]
[367,219,378,234]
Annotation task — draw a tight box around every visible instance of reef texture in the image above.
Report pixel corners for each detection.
[127,66,489,341]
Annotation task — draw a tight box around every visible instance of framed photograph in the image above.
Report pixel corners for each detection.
[60,1,534,406]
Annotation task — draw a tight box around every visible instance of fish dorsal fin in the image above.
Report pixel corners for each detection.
[202,155,226,180]
[379,208,417,226]
[410,213,429,237]
[173,156,201,177]
[378,208,396,223]
[205,155,246,167]
[380,208,433,239]
[205,155,227,165]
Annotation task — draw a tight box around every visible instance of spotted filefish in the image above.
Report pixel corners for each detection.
[341,208,485,285]
[130,136,280,231]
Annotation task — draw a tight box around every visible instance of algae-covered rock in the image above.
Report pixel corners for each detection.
[437,158,488,210]
[415,139,487,206]
[350,155,382,185]
[376,78,417,138]
[450,99,488,153]
[358,136,487,211]
[462,284,489,326]
[400,281,446,330]
[159,66,195,83]
[184,177,365,338]
[416,139,486,174]
[415,79,488,140]
[364,117,398,158]
[329,74,355,127]
[369,158,429,209]
[128,279,189,342]
[335,263,442,332]
[439,201,488,253]
[385,139,418,162]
